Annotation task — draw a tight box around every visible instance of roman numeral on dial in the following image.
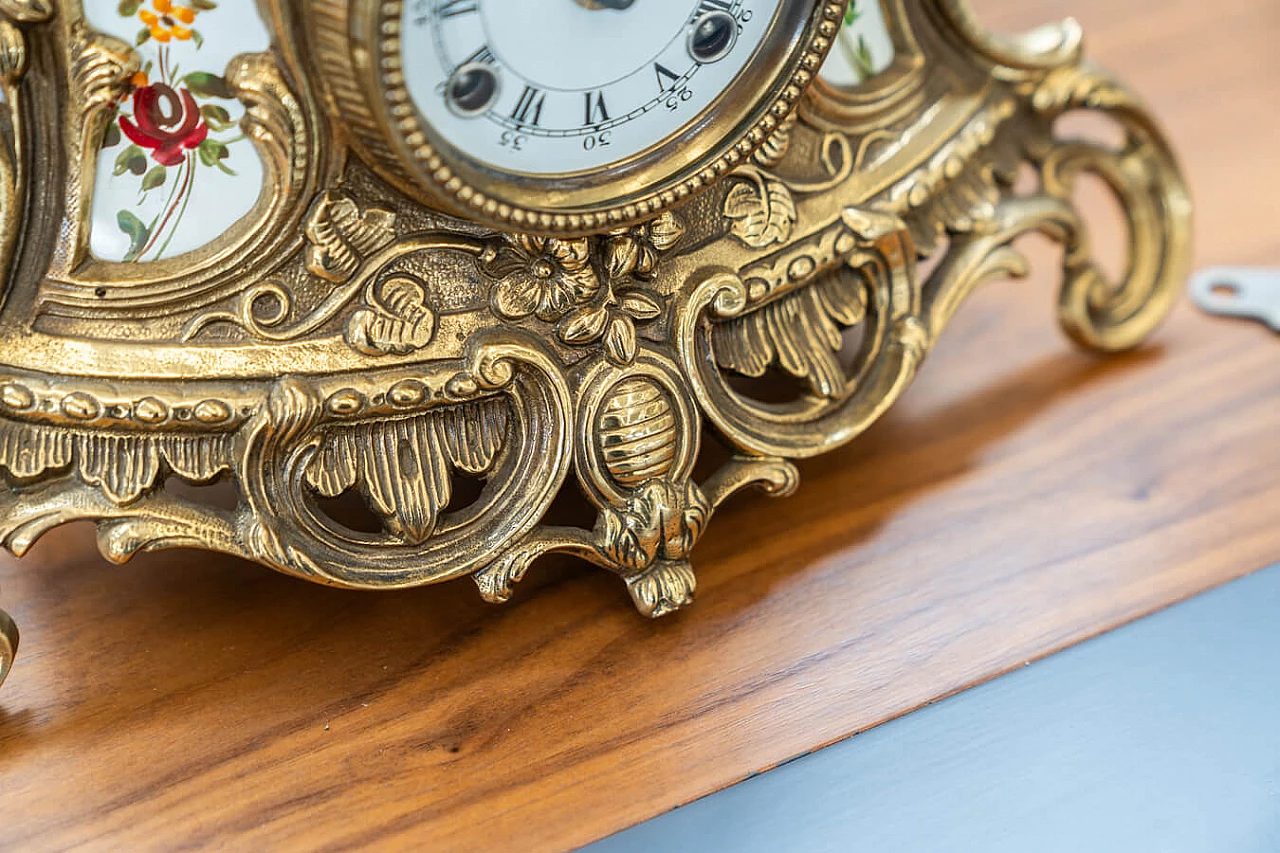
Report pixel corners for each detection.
[512,86,546,126]
[653,62,681,92]
[436,0,477,19]
[458,44,495,67]
[583,91,610,126]
[694,0,734,14]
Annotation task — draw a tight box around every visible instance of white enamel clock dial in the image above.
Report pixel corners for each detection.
[400,0,778,175]
[313,0,840,231]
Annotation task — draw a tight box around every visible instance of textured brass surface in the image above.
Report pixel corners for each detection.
[0,0,1190,687]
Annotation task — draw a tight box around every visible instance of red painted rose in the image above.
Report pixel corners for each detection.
[119,83,208,167]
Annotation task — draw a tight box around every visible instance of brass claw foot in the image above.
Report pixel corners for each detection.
[0,607,17,691]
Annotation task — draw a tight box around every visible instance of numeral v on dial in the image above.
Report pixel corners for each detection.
[654,62,681,92]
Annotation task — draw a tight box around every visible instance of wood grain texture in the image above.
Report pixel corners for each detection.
[2,0,1279,849]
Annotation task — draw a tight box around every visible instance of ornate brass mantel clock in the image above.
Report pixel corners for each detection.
[0,0,1189,689]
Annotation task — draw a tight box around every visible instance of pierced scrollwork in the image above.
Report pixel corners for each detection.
[0,0,1190,682]
[236,336,575,588]
[305,395,508,544]
[1030,62,1191,351]
[714,255,870,399]
[680,209,926,460]
[473,455,799,617]
[0,421,232,505]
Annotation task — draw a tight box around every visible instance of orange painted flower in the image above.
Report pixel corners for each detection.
[139,0,198,42]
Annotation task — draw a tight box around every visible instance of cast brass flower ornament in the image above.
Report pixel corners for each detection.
[604,212,687,281]
[0,0,1190,690]
[483,220,679,366]
[558,283,664,366]
[487,237,601,323]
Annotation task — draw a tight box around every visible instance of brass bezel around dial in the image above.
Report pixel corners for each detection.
[309,0,845,235]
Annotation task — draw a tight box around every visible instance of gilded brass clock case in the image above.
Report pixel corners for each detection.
[0,0,1190,692]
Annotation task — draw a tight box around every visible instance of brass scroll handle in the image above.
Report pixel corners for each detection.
[0,607,16,691]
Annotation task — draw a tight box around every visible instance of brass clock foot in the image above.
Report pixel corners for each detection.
[0,607,17,691]
[625,562,698,620]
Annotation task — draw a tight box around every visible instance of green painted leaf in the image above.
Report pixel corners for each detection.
[117,210,150,262]
[141,164,166,192]
[181,71,234,99]
[190,29,203,49]
[112,147,131,176]
[199,103,235,131]
[854,35,875,80]
[118,0,143,16]
[113,144,147,177]
[190,0,217,9]
[102,121,121,149]
[844,0,859,25]
[135,27,150,46]
[196,137,230,167]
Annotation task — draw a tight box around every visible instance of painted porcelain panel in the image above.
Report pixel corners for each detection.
[820,0,895,87]
[87,0,269,263]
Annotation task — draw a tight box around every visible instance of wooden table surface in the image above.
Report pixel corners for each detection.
[3,0,1279,849]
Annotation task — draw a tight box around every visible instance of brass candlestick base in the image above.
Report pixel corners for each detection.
[0,0,1189,689]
